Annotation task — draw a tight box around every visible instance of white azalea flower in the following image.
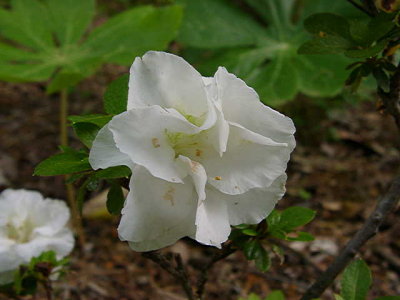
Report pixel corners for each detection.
[90,51,295,251]
[0,189,74,284]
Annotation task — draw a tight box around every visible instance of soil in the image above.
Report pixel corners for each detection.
[0,65,399,300]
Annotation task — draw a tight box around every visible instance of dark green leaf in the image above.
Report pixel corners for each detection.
[103,74,129,114]
[373,68,390,92]
[374,297,400,300]
[65,172,87,184]
[72,122,100,148]
[254,247,271,272]
[341,259,372,300]
[68,114,112,127]
[106,181,125,215]
[298,36,352,55]
[34,150,91,176]
[243,240,261,260]
[94,166,131,179]
[344,40,388,58]
[279,207,316,231]
[304,13,351,39]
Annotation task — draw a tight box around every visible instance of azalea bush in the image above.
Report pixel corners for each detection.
[1,0,400,299]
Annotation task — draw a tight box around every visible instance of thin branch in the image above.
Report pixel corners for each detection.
[142,251,195,300]
[380,63,400,128]
[196,243,237,299]
[301,175,400,300]
[346,0,374,16]
[59,89,85,249]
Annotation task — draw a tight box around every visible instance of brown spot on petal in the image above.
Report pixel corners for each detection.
[152,138,160,148]
[195,149,202,157]
[163,186,175,206]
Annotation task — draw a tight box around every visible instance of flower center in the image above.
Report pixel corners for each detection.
[166,130,207,160]
[7,219,33,244]
[177,109,206,127]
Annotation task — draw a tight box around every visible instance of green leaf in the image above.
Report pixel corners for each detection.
[279,207,316,231]
[0,1,181,91]
[249,54,299,106]
[106,180,125,215]
[266,290,285,300]
[243,240,261,260]
[374,297,400,300]
[83,5,183,65]
[341,259,372,300]
[180,0,358,105]
[72,122,100,148]
[68,114,113,127]
[295,54,350,97]
[242,228,258,236]
[34,149,91,176]
[267,210,281,229]
[94,166,131,179]
[255,247,271,272]
[177,0,266,48]
[44,0,95,45]
[298,36,352,55]
[286,231,315,242]
[335,294,345,300]
[304,13,351,39]
[372,68,390,92]
[344,40,388,58]
[103,74,129,114]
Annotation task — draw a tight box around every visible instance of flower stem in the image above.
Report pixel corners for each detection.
[59,89,85,249]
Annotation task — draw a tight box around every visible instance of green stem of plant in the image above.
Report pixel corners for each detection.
[60,89,85,249]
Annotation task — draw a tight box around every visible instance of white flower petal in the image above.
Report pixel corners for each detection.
[0,244,19,281]
[195,192,230,248]
[215,67,296,150]
[109,106,199,183]
[204,107,229,155]
[0,189,75,274]
[177,155,207,202]
[16,229,74,262]
[118,166,197,252]
[128,51,209,119]
[212,175,287,226]
[203,123,290,194]
[89,124,133,170]
[32,199,70,236]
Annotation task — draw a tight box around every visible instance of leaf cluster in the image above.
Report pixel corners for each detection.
[239,259,400,300]
[177,0,363,106]
[230,207,315,272]
[298,8,400,93]
[0,0,182,93]
[0,251,69,297]
[299,12,396,59]
[34,75,130,215]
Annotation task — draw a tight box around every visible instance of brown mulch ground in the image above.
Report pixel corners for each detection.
[1,67,399,299]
